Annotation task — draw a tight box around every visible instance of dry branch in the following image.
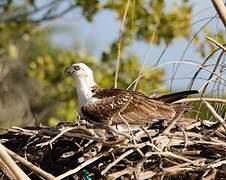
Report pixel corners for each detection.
[174,97,226,104]
[206,36,226,52]
[6,148,55,179]
[55,149,112,180]
[211,0,226,27]
[202,98,226,130]
[0,144,30,180]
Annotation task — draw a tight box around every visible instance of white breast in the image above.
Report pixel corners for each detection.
[87,96,100,103]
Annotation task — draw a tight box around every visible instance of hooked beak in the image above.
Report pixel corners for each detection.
[64,66,72,75]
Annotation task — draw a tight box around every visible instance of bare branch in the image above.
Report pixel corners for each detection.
[211,0,226,27]
[202,98,226,131]
[0,143,30,180]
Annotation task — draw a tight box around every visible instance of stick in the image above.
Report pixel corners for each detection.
[55,149,112,180]
[0,158,17,180]
[162,109,185,134]
[211,0,226,27]
[145,151,200,166]
[107,167,136,179]
[127,60,226,89]
[177,125,188,150]
[132,11,161,91]
[37,126,79,148]
[174,97,226,104]
[6,148,55,179]
[202,98,226,131]
[206,36,226,52]
[207,160,226,169]
[101,149,134,175]
[0,143,30,180]
[158,159,205,176]
[202,169,217,180]
[114,0,131,88]
[184,122,201,130]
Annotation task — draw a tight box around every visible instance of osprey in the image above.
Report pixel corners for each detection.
[65,63,198,126]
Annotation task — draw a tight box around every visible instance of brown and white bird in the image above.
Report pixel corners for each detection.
[65,63,198,127]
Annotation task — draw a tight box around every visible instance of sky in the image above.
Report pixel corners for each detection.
[44,0,225,91]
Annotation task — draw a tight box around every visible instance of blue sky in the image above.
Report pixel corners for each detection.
[44,0,225,91]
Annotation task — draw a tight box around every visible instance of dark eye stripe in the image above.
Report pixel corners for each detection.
[74,65,80,71]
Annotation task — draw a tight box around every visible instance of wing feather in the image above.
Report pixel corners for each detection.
[81,89,176,124]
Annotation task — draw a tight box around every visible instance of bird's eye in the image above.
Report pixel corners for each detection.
[74,65,80,71]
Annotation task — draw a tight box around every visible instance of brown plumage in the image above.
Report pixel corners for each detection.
[81,88,198,125]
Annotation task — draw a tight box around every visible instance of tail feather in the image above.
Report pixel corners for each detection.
[152,90,199,103]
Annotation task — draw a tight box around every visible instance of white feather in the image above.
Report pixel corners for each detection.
[71,63,97,107]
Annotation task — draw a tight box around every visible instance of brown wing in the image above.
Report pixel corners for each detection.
[119,96,176,124]
[81,89,176,125]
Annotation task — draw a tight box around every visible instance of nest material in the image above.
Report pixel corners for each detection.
[0,116,226,180]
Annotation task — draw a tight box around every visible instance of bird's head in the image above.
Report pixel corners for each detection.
[65,62,97,92]
[65,63,97,106]
[65,63,93,79]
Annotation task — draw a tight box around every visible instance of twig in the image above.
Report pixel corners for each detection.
[0,143,30,180]
[55,149,112,180]
[174,97,226,104]
[211,0,226,27]
[36,126,79,148]
[127,60,226,89]
[10,126,38,136]
[116,115,144,157]
[0,158,17,180]
[171,131,226,144]
[140,159,205,179]
[171,15,216,89]
[162,109,185,134]
[202,169,217,180]
[184,122,201,130]
[206,36,226,52]
[107,125,133,139]
[133,11,161,91]
[175,150,201,156]
[214,130,226,140]
[141,126,153,143]
[107,167,136,179]
[146,151,201,166]
[160,159,205,176]
[199,50,224,96]
[177,125,188,150]
[193,140,226,146]
[59,131,124,146]
[202,98,226,131]
[101,149,134,175]
[6,148,55,179]
[114,0,131,88]
[118,114,135,140]
[207,160,226,169]
[188,47,221,90]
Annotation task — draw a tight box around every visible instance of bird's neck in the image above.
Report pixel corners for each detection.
[75,76,97,107]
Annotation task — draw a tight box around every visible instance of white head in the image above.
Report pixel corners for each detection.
[65,63,97,106]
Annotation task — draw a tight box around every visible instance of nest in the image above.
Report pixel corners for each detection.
[0,106,226,180]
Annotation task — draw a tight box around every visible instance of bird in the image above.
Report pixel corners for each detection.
[65,63,198,127]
